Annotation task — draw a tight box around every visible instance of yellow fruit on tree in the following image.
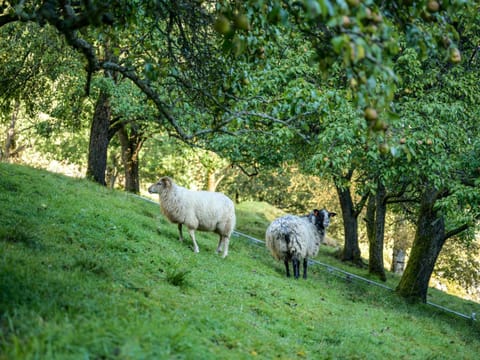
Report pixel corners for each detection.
[364,107,378,122]
[449,47,461,64]
[234,14,250,31]
[427,0,440,13]
[214,15,231,34]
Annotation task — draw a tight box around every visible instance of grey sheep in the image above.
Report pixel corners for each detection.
[265,209,336,279]
[148,176,236,258]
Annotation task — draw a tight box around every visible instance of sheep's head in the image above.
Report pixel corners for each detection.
[148,176,173,194]
[311,209,336,230]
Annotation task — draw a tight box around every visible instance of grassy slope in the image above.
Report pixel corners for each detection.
[0,163,479,360]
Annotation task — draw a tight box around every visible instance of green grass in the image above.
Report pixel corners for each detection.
[1,163,479,359]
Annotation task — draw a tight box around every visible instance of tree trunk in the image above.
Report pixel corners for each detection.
[106,151,121,189]
[206,169,225,192]
[2,100,21,162]
[392,249,406,275]
[396,187,446,302]
[365,194,375,246]
[86,91,111,185]
[207,170,217,192]
[336,185,362,265]
[391,216,409,275]
[118,124,144,193]
[366,181,387,281]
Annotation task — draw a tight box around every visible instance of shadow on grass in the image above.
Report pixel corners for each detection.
[0,223,42,250]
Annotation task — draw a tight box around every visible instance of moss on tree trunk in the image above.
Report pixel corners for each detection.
[396,187,446,302]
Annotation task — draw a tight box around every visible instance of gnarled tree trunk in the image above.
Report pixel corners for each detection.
[118,124,145,194]
[86,91,111,185]
[396,186,468,302]
[365,181,387,281]
[336,185,363,265]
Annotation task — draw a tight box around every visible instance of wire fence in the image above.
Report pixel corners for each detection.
[132,193,477,322]
[232,230,477,322]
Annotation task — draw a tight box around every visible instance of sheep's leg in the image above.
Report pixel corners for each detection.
[219,236,230,258]
[178,224,184,242]
[188,228,200,253]
[303,258,308,279]
[216,235,223,253]
[292,258,300,279]
[284,259,291,277]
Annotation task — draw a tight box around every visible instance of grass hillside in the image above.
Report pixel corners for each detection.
[1,163,479,360]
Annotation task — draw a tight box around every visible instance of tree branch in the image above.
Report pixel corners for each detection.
[444,223,470,242]
[354,190,370,218]
[0,13,18,27]
[102,61,188,135]
[63,33,99,95]
[235,163,259,177]
[224,110,315,143]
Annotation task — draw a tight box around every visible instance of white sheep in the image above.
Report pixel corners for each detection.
[148,176,236,258]
[265,209,336,279]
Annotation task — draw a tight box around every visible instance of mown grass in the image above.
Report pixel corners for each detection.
[1,163,479,359]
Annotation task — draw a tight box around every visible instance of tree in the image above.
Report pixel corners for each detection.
[1,101,22,162]
[391,80,480,302]
[1,1,242,186]
[333,170,368,265]
[117,123,145,193]
[396,187,475,302]
[365,178,387,281]
[0,20,85,164]
[86,90,113,185]
[390,1,480,300]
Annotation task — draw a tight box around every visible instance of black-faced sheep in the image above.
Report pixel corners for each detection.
[148,176,236,258]
[265,209,336,279]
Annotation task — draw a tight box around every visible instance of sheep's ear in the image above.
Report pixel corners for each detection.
[329,212,337,218]
[161,177,172,188]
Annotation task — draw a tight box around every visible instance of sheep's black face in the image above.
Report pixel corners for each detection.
[312,209,336,230]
